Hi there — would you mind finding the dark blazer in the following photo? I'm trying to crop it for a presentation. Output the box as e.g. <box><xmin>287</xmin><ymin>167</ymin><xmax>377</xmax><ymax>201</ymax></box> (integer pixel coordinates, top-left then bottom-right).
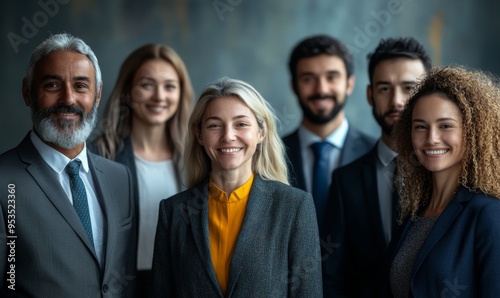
<box><xmin>282</xmin><ymin>126</ymin><xmax>376</xmax><ymax>191</ymax></box>
<box><xmin>88</xmin><ymin>136</ymin><xmax>184</xmax><ymax>210</ymax></box>
<box><xmin>150</xmin><ymin>175</ymin><xmax>323</xmax><ymax>297</ymax></box>
<box><xmin>389</xmin><ymin>186</ymin><xmax>500</xmax><ymax>297</ymax></box>
<box><xmin>323</xmin><ymin>145</ymin><xmax>398</xmax><ymax>297</ymax></box>
<box><xmin>0</xmin><ymin>133</ymin><xmax>137</xmax><ymax>298</ymax></box>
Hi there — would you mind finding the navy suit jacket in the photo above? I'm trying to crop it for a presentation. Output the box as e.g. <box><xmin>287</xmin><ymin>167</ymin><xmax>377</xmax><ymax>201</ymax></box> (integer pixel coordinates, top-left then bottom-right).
<box><xmin>389</xmin><ymin>186</ymin><xmax>500</xmax><ymax>297</ymax></box>
<box><xmin>150</xmin><ymin>175</ymin><xmax>323</xmax><ymax>297</ymax></box>
<box><xmin>282</xmin><ymin>126</ymin><xmax>376</xmax><ymax>192</ymax></box>
<box><xmin>323</xmin><ymin>145</ymin><xmax>400</xmax><ymax>297</ymax></box>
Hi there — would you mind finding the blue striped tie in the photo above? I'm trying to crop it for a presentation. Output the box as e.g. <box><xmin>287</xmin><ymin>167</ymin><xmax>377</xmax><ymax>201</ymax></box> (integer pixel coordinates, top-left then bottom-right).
<box><xmin>66</xmin><ymin>160</ymin><xmax>94</xmax><ymax>247</ymax></box>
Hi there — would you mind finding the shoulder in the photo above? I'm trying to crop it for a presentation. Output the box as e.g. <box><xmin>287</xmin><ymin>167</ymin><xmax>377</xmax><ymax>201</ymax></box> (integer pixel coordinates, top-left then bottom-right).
<box><xmin>254</xmin><ymin>177</ymin><xmax>311</xmax><ymax>205</ymax></box>
<box><xmin>282</xmin><ymin>129</ymin><xmax>300</xmax><ymax>144</ymax></box>
<box><xmin>333</xmin><ymin>147</ymin><xmax>376</xmax><ymax>176</ymax></box>
<box><xmin>345</xmin><ymin>126</ymin><xmax>377</xmax><ymax>146</ymax></box>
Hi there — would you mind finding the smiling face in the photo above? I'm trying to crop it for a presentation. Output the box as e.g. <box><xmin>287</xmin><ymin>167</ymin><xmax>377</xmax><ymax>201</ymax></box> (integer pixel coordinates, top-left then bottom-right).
<box><xmin>23</xmin><ymin>50</ymin><xmax>102</xmax><ymax>151</ymax></box>
<box><xmin>130</xmin><ymin>59</ymin><xmax>180</xmax><ymax>128</ymax></box>
<box><xmin>197</xmin><ymin>96</ymin><xmax>264</xmax><ymax>177</ymax></box>
<box><xmin>295</xmin><ymin>54</ymin><xmax>354</xmax><ymax>125</ymax></box>
<box><xmin>411</xmin><ymin>93</ymin><xmax>464</xmax><ymax>176</ymax></box>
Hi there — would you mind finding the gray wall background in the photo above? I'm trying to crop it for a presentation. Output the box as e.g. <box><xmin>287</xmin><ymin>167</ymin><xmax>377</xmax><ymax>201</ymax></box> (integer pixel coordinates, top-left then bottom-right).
<box><xmin>2</xmin><ymin>0</ymin><xmax>500</xmax><ymax>154</ymax></box>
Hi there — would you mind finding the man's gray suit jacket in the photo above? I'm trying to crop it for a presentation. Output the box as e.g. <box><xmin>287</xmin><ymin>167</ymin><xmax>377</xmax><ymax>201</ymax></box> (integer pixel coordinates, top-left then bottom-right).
<box><xmin>150</xmin><ymin>175</ymin><xmax>323</xmax><ymax>297</ymax></box>
<box><xmin>0</xmin><ymin>133</ymin><xmax>137</xmax><ymax>297</ymax></box>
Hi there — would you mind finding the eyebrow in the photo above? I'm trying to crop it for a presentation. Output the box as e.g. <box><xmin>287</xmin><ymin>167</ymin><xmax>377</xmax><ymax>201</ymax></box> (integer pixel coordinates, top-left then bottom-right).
<box><xmin>40</xmin><ymin>75</ymin><xmax>92</xmax><ymax>82</ymax></box>
<box><xmin>375</xmin><ymin>80</ymin><xmax>417</xmax><ymax>86</ymax></box>
<box><xmin>204</xmin><ymin>115</ymin><xmax>251</xmax><ymax>122</ymax></box>
<box><xmin>412</xmin><ymin>117</ymin><xmax>459</xmax><ymax>123</ymax></box>
<box><xmin>138</xmin><ymin>76</ymin><xmax>178</xmax><ymax>83</ymax></box>
<box><xmin>298</xmin><ymin>70</ymin><xmax>341</xmax><ymax>77</ymax></box>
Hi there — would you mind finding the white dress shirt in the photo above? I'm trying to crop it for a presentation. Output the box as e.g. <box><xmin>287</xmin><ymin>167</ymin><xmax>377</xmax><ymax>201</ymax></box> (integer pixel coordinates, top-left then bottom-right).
<box><xmin>298</xmin><ymin>118</ymin><xmax>349</xmax><ymax>193</ymax></box>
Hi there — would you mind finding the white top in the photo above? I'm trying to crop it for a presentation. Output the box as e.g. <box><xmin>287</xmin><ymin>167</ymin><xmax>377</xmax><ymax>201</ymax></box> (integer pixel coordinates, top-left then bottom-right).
<box><xmin>298</xmin><ymin>118</ymin><xmax>349</xmax><ymax>193</ymax></box>
<box><xmin>376</xmin><ymin>139</ymin><xmax>398</xmax><ymax>244</ymax></box>
<box><xmin>135</xmin><ymin>155</ymin><xmax>179</xmax><ymax>270</ymax></box>
<box><xmin>30</xmin><ymin>131</ymin><xmax>105</xmax><ymax>265</ymax></box>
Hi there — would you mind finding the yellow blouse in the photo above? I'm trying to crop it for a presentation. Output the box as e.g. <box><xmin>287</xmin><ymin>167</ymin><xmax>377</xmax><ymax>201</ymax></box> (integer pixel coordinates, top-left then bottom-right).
<box><xmin>208</xmin><ymin>174</ymin><xmax>254</xmax><ymax>295</ymax></box>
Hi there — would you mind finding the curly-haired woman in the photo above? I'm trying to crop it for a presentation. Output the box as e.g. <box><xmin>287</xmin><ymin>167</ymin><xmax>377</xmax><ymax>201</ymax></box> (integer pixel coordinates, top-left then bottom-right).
<box><xmin>390</xmin><ymin>66</ymin><xmax>500</xmax><ymax>297</ymax></box>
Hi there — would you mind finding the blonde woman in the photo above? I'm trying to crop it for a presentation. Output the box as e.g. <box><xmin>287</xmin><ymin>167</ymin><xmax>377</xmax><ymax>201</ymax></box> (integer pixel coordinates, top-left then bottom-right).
<box><xmin>150</xmin><ymin>77</ymin><xmax>322</xmax><ymax>297</ymax></box>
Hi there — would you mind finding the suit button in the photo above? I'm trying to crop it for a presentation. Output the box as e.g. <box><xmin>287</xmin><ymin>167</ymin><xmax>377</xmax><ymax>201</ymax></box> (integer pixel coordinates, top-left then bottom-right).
<box><xmin>103</xmin><ymin>284</ymin><xmax>109</xmax><ymax>293</ymax></box>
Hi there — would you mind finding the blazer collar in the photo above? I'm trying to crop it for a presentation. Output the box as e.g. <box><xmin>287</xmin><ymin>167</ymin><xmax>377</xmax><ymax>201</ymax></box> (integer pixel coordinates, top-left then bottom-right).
<box><xmin>410</xmin><ymin>186</ymin><xmax>472</xmax><ymax>276</ymax></box>
<box><xmin>17</xmin><ymin>133</ymin><xmax>99</xmax><ymax>261</ymax></box>
<box><xmin>187</xmin><ymin>175</ymin><xmax>271</xmax><ymax>297</ymax></box>
<box><xmin>187</xmin><ymin>179</ymin><xmax>224</xmax><ymax>296</ymax></box>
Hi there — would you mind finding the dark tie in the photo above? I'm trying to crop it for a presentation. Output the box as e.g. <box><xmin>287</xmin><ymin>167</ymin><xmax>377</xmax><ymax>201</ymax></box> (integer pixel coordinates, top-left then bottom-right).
<box><xmin>310</xmin><ymin>141</ymin><xmax>334</xmax><ymax>230</ymax></box>
<box><xmin>66</xmin><ymin>160</ymin><xmax>94</xmax><ymax>247</ymax></box>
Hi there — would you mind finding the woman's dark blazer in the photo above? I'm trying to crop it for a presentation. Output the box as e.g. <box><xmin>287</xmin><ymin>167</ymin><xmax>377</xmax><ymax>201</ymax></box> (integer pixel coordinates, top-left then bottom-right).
<box><xmin>150</xmin><ymin>175</ymin><xmax>323</xmax><ymax>297</ymax></box>
<box><xmin>389</xmin><ymin>186</ymin><xmax>500</xmax><ymax>297</ymax></box>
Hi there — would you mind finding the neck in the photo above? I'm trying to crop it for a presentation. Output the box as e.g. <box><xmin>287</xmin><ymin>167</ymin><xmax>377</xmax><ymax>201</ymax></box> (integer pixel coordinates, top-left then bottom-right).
<box><xmin>131</xmin><ymin>119</ymin><xmax>170</xmax><ymax>161</ymax></box>
<box><xmin>210</xmin><ymin>169</ymin><xmax>253</xmax><ymax>194</ymax></box>
<box><xmin>423</xmin><ymin>167</ymin><xmax>461</xmax><ymax>218</ymax></box>
<box><xmin>380</xmin><ymin>133</ymin><xmax>397</xmax><ymax>151</ymax></box>
<box><xmin>302</xmin><ymin>112</ymin><xmax>344</xmax><ymax>139</ymax></box>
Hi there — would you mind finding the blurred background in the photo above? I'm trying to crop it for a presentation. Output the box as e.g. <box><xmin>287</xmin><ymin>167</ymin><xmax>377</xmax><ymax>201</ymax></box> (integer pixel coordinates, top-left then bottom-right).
<box><xmin>1</xmin><ymin>0</ymin><xmax>499</xmax><ymax>154</ymax></box>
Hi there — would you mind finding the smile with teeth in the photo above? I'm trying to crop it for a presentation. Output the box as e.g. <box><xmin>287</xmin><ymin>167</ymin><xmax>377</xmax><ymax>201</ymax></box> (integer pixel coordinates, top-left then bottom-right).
<box><xmin>146</xmin><ymin>105</ymin><xmax>167</xmax><ymax>112</ymax></box>
<box><xmin>425</xmin><ymin>149</ymin><xmax>449</xmax><ymax>155</ymax></box>
<box><xmin>220</xmin><ymin>148</ymin><xmax>241</xmax><ymax>153</ymax></box>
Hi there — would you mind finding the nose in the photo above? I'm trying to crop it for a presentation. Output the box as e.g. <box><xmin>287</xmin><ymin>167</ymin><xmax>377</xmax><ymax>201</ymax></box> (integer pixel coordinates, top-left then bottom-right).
<box><xmin>316</xmin><ymin>77</ymin><xmax>330</xmax><ymax>95</ymax></box>
<box><xmin>153</xmin><ymin>85</ymin><xmax>166</xmax><ymax>101</ymax></box>
<box><xmin>426</xmin><ymin>126</ymin><xmax>440</xmax><ymax>145</ymax></box>
<box><xmin>391</xmin><ymin>87</ymin><xmax>406</xmax><ymax>109</ymax></box>
<box><xmin>221</xmin><ymin>126</ymin><xmax>236</xmax><ymax>143</ymax></box>
<box><xmin>59</xmin><ymin>83</ymin><xmax>77</xmax><ymax>106</ymax></box>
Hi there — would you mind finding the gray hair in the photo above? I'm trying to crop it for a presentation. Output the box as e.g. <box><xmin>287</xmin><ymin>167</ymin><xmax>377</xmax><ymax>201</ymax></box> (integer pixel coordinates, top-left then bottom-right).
<box><xmin>25</xmin><ymin>33</ymin><xmax>102</xmax><ymax>93</ymax></box>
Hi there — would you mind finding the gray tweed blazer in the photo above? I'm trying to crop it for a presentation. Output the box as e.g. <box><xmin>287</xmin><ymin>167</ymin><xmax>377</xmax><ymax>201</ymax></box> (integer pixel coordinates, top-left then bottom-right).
<box><xmin>150</xmin><ymin>175</ymin><xmax>322</xmax><ymax>297</ymax></box>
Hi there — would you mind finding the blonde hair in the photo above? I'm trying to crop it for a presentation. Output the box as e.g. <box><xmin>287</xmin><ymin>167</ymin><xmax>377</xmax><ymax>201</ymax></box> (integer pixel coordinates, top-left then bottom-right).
<box><xmin>186</xmin><ymin>77</ymin><xmax>289</xmax><ymax>187</ymax></box>
<box><xmin>92</xmin><ymin>44</ymin><xmax>193</xmax><ymax>172</ymax></box>
<box><xmin>393</xmin><ymin>66</ymin><xmax>500</xmax><ymax>222</ymax></box>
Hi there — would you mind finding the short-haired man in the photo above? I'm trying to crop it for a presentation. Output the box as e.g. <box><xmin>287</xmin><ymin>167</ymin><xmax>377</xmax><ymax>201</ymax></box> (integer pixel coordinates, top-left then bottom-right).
<box><xmin>0</xmin><ymin>33</ymin><xmax>137</xmax><ymax>297</ymax></box>
<box><xmin>283</xmin><ymin>34</ymin><xmax>376</xmax><ymax>234</ymax></box>
<box><xmin>323</xmin><ymin>37</ymin><xmax>431</xmax><ymax>297</ymax></box>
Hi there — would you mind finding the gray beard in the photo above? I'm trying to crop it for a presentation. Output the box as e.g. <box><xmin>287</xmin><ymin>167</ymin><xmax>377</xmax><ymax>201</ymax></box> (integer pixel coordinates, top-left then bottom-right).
<box><xmin>32</xmin><ymin>103</ymin><xmax>98</xmax><ymax>149</ymax></box>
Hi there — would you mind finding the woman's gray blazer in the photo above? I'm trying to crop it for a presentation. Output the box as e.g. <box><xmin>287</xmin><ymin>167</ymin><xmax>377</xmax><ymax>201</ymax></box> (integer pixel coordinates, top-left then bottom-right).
<box><xmin>150</xmin><ymin>175</ymin><xmax>323</xmax><ymax>297</ymax></box>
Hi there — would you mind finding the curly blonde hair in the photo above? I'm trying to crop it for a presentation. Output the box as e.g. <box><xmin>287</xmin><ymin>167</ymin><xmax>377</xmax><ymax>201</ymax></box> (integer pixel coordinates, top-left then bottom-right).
<box><xmin>393</xmin><ymin>65</ymin><xmax>500</xmax><ymax>222</ymax></box>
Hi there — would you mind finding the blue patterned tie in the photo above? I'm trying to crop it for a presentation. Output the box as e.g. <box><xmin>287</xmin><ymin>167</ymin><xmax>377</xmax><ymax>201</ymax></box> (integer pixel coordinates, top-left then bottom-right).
<box><xmin>66</xmin><ymin>160</ymin><xmax>94</xmax><ymax>247</ymax></box>
<box><xmin>311</xmin><ymin>141</ymin><xmax>334</xmax><ymax>231</ymax></box>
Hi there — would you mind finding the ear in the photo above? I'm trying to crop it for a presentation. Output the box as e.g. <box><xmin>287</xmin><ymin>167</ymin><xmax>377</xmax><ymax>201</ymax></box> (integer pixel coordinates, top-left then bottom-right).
<box><xmin>367</xmin><ymin>85</ymin><xmax>374</xmax><ymax>107</ymax></box>
<box><xmin>257</xmin><ymin>129</ymin><xmax>265</xmax><ymax>144</ymax></box>
<box><xmin>346</xmin><ymin>75</ymin><xmax>356</xmax><ymax>96</ymax></box>
<box><xmin>95</xmin><ymin>84</ymin><xmax>103</xmax><ymax>108</ymax></box>
<box><xmin>22</xmin><ymin>78</ymin><xmax>32</xmax><ymax>107</ymax></box>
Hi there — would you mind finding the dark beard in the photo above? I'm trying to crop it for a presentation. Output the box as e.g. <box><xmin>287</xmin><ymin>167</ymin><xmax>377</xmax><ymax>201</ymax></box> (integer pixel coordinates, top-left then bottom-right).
<box><xmin>299</xmin><ymin>94</ymin><xmax>346</xmax><ymax>125</ymax></box>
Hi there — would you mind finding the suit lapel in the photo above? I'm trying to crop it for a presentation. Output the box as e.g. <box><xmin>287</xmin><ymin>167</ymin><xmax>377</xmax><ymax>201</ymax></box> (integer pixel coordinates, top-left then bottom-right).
<box><xmin>187</xmin><ymin>181</ymin><xmax>223</xmax><ymax>295</ymax></box>
<box><xmin>284</xmin><ymin>130</ymin><xmax>306</xmax><ymax>190</ymax></box>
<box><xmin>226</xmin><ymin>176</ymin><xmax>270</xmax><ymax>296</ymax></box>
<box><xmin>361</xmin><ymin>149</ymin><xmax>388</xmax><ymax>251</ymax></box>
<box><xmin>88</xmin><ymin>153</ymin><xmax>112</xmax><ymax>269</ymax></box>
<box><xmin>411</xmin><ymin>187</ymin><xmax>469</xmax><ymax>276</ymax></box>
<box><xmin>18</xmin><ymin>134</ymin><xmax>97</xmax><ymax>259</ymax></box>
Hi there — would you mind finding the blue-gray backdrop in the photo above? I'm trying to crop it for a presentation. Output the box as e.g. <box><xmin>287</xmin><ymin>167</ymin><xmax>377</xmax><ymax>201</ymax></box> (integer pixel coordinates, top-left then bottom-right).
<box><xmin>1</xmin><ymin>0</ymin><xmax>499</xmax><ymax>154</ymax></box>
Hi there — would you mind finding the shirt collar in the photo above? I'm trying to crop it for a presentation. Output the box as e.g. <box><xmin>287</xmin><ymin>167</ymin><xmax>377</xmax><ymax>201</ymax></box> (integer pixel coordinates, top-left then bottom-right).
<box><xmin>377</xmin><ymin>139</ymin><xmax>398</xmax><ymax>167</ymax></box>
<box><xmin>209</xmin><ymin>173</ymin><xmax>255</xmax><ymax>203</ymax></box>
<box><xmin>30</xmin><ymin>130</ymin><xmax>90</xmax><ymax>174</ymax></box>
<box><xmin>298</xmin><ymin>118</ymin><xmax>349</xmax><ymax>149</ymax></box>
